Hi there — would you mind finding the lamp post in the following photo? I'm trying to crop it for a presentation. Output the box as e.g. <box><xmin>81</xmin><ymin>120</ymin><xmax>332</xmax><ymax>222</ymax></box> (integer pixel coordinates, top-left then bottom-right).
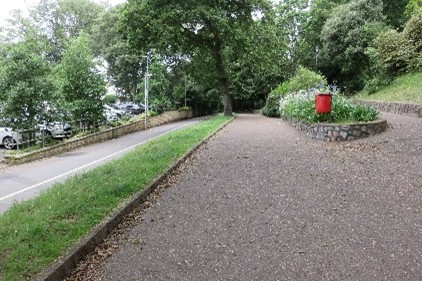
<box><xmin>315</xmin><ymin>46</ymin><xmax>320</xmax><ymax>68</ymax></box>
<box><xmin>144</xmin><ymin>50</ymin><xmax>153</xmax><ymax>130</ymax></box>
<box><xmin>184</xmin><ymin>74</ymin><xmax>187</xmax><ymax>107</ymax></box>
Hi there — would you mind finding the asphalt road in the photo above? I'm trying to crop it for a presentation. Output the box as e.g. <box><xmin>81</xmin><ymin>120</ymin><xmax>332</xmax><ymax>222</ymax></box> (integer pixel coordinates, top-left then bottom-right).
<box><xmin>0</xmin><ymin>118</ymin><xmax>203</xmax><ymax>214</ymax></box>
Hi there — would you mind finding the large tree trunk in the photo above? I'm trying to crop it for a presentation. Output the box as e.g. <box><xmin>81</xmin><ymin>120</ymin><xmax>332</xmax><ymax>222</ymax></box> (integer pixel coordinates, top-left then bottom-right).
<box><xmin>221</xmin><ymin>77</ymin><xmax>232</xmax><ymax>116</ymax></box>
<box><xmin>213</xmin><ymin>41</ymin><xmax>233</xmax><ymax>116</ymax></box>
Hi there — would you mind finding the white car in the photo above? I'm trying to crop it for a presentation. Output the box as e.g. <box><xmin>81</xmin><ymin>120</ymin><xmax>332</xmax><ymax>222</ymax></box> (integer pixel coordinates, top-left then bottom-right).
<box><xmin>104</xmin><ymin>111</ymin><xmax>118</xmax><ymax>123</ymax></box>
<box><xmin>36</xmin><ymin>122</ymin><xmax>73</xmax><ymax>140</ymax></box>
<box><xmin>104</xmin><ymin>104</ymin><xmax>125</xmax><ymax>118</ymax></box>
<box><xmin>0</xmin><ymin>127</ymin><xmax>23</xmax><ymax>149</ymax></box>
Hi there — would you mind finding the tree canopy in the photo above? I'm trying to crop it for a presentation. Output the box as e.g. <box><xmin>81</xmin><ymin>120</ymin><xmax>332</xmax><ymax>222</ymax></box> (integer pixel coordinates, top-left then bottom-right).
<box><xmin>121</xmin><ymin>0</ymin><xmax>273</xmax><ymax>115</ymax></box>
<box><xmin>0</xmin><ymin>0</ymin><xmax>420</xmax><ymax>125</ymax></box>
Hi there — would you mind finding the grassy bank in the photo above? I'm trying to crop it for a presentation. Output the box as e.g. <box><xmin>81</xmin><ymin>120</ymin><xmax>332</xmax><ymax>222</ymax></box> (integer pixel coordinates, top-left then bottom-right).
<box><xmin>0</xmin><ymin>115</ymin><xmax>233</xmax><ymax>281</ymax></box>
<box><xmin>354</xmin><ymin>72</ymin><xmax>422</xmax><ymax>104</ymax></box>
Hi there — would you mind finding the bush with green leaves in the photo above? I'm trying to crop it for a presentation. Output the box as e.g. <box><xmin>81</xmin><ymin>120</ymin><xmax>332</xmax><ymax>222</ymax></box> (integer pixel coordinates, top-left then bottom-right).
<box><xmin>280</xmin><ymin>91</ymin><xmax>378</xmax><ymax>124</ymax></box>
<box><xmin>404</xmin><ymin>8</ymin><xmax>422</xmax><ymax>70</ymax></box>
<box><xmin>262</xmin><ymin>93</ymin><xmax>282</xmax><ymax>117</ymax></box>
<box><xmin>287</xmin><ymin>66</ymin><xmax>327</xmax><ymax>92</ymax></box>
<box><xmin>103</xmin><ymin>94</ymin><xmax>118</xmax><ymax>105</ymax></box>
<box><xmin>178</xmin><ymin>106</ymin><xmax>192</xmax><ymax>111</ymax></box>
<box><xmin>262</xmin><ymin>67</ymin><xmax>326</xmax><ymax>118</ymax></box>
<box><xmin>374</xmin><ymin>29</ymin><xmax>416</xmax><ymax>76</ymax></box>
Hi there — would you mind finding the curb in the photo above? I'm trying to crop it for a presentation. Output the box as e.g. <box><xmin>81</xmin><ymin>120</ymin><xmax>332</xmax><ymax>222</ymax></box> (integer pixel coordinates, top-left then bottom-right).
<box><xmin>33</xmin><ymin>116</ymin><xmax>235</xmax><ymax>281</ymax></box>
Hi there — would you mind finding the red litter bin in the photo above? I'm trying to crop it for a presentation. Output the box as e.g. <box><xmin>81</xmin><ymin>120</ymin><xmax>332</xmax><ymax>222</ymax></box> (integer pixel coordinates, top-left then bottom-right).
<box><xmin>315</xmin><ymin>93</ymin><xmax>332</xmax><ymax>113</ymax></box>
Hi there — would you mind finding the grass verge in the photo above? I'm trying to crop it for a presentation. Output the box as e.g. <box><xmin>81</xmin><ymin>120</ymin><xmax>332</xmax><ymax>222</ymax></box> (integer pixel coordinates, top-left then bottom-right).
<box><xmin>0</xmin><ymin>115</ymin><xmax>233</xmax><ymax>281</ymax></box>
<box><xmin>354</xmin><ymin>72</ymin><xmax>422</xmax><ymax>104</ymax></box>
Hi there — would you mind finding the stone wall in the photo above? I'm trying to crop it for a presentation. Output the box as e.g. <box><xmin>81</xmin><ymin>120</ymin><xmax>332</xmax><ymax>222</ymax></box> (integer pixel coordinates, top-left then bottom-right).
<box><xmin>288</xmin><ymin>118</ymin><xmax>388</xmax><ymax>142</ymax></box>
<box><xmin>5</xmin><ymin>110</ymin><xmax>193</xmax><ymax>165</ymax></box>
<box><xmin>353</xmin><ymin>100</ymin><xmax>422</xmax><ymax>118</ymax></box>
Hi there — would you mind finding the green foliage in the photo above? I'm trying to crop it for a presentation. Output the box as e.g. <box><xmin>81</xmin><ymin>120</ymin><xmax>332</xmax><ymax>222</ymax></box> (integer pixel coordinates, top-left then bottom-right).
<box><xmin>263</xmin><ymin>67</ymin><xmax>326</xmax><ymax>118</ymax></box>
<box><xmin>121</xmin><ymin>0</ymin><xmax>272</xmax><ymax>116</ymax></box>
<box><xmin>296</xmin><ymin>0</ymin><xmax>348</xmax><ymax>70</ymax></box>
<box><xmin>356</xmin><ymin>71</ymin><xmax>422</xmax><ymax>104</ymax></box>
<box><xmin>404</xmin><ymin>8</ymin><xmax>422</xmax><ymax>54</ymax></box>
<box><xmin>29</xmin><ymin>0</ymin><xmax>105</xmax><ymax>61</ymax></box>
<box><xmin>55</xmin><ymin>32</ymin><xmax>106</xmax><ymax>125</ymax></box>
<box><xmin>91</xmin><ymin>5</ymin><xmax>144</xmax><ymax>100</ymax></box>
<box><xmin>287</xmin><ymin>66</ymin><xmax>327</xmax><ymax>92</ymax></box>
<box><xmin>366</xmin><ymin>8</ymin><xmax>422</xmax><ymax>92</ymax></box>
<box><xmin>178</xmin><ymin>106</ymin><xmax>192</xmax><ymax>111</ymax></box>
<box><xmin>270</xmin><ymin>82</ymin><xmax>290</xmax><ymax>97</ymax></box>
<box><xmin>102</xmin><ymin>94</ymin><xmax>118</xmax><ymax>105</ymax></box>
<box><xmin>0</xmin><ymin>115</ymin><xmax>232</xmax><ymax>280</ymax></box>
<box><xmin>0</xmin><ymin>39</ymin><xmax>53</xmax><ymax>128</ymax></box>
<box><xmin>374</xmin><ymin>29</ymin><xmax>416</xmax><ymax>75</ymax></box>
<box><xmin>321</xmin><ymin>0</ymin><xmax>386</xmax><ymax>92</ymax></box>
<box><xmin>281</xmin><ymin>93</ymin><xmax>378</xmax><ymax>123</ymax></box>
<box><xmin>261</xmin><ymin>94</ymin><xmax>281</xmax><ymax>117</ymax></box>
<box><xmin>405</xmin><ymin>0</ymin><xmax>422</xmax><ymax>17</ymax></box>
<box><xmin>382</xmin><ymin>0</ymin><xmax>410</xmax><ymax>29</ymax></box>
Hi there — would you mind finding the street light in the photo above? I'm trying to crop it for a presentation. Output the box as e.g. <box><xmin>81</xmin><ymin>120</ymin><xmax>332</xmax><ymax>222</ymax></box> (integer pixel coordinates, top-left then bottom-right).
<box><xmin>143</xmin><ymin>50</ymin><xmax>153</xmax><ymax>130</ymax></box>
<box><xmin>315</xmin><ymin>46</ymin><xmax>320</xmax><ymax>68</ymax></box>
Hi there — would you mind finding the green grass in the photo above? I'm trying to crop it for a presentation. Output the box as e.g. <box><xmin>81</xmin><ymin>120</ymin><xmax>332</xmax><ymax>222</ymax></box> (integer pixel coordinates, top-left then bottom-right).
<box><xmin>354</xmin><ymin>72</ymin><xmax>422</xmax><ymax>104</ymax></box>
<box><xmin>0</xmin><ymin>115</ymin><xmax>233</xmax><ymax>281</ymax></box>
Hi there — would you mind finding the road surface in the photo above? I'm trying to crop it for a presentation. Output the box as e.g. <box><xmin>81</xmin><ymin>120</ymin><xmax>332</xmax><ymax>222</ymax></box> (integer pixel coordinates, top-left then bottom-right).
<box><xmin>0</xmin><ymin>118</ymin><xmax>203</xmax><ymax>214</ymax></box>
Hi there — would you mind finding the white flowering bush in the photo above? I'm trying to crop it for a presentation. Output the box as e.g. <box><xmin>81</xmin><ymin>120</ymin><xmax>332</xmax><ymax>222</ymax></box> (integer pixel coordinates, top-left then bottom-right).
<box><xmin>280</xmin><ymin>86</ymin><xmax>379</xmax><ymax>123</ymax></box>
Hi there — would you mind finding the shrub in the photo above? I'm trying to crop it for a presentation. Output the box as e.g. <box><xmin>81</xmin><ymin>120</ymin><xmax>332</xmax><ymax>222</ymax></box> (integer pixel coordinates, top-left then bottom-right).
<box><xmin>404</xmin><ymin>8</ymin><xmax>422</xmax><ymax>70</ymax></box>
<box><xmin>404</xmin><ymin>8</ymin><xmax>422</xmax><ymax>52</ymax></box>
<box><xmin>262</xmin><ymin>67</ymin><xmax>326</xmax><ymax>118</ymax></box>
<box><xmin>270</xmin><ymin>81</ymin><xmax>290</xmax><ymax>97</ymax></box>
<box><xmin>288</xmin><ymin>66</ymin><xmax>327</xmax><ymax>92</ymax></box>
<box><xmin>102</xmin><ymin>94</ymin><xmax>118</xmax><ymax>105</ymax></box>
<box><xmin>280</xmin><ymin>91</ymin><xmax>378</xmax><ymax>124</ymax></box>
<box><xmin>261</xmin><ymin>94</ymin><xmax>282</xmax><ymax>117</ymax></box>
<box><xmin>178</xmin><ymin>106</ymin><xmax>192</xmax><ymax>111</ymax></box>
<box><xmin>374</xmin><ymin>29</ymin><xmax>416</xmax><ymax>76</ymax></box>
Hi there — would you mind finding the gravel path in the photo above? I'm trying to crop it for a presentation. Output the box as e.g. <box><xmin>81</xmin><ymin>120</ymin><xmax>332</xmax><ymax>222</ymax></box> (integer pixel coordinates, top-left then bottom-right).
<box><xmin>72</xmin><ymin>113</ymin><xmax>421</xmax><ymax>280</ymax></box>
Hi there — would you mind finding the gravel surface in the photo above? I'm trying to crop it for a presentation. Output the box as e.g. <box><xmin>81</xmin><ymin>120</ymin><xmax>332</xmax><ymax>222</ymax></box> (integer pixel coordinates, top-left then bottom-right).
<box><xmin>69</xmin><ymin>113</ymin><xmax>421</xmax><ymax>281</ymax></box>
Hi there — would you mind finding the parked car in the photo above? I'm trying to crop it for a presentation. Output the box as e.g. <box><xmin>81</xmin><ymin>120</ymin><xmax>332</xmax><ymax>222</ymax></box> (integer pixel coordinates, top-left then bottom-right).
<box><xmin>103</xmin><ymin>111</ymin><xmax>118</xmax><ymax>123</ymax></box>
<box><xmin>104</xmin><ymin>104</ymin><xmax>125</xmax><ymax>118</ymax></box>
<box><xmin>0</xmin><ymin>127</ymin><xmax>23</xmax><ymax>149</ymax></box>
<box><xmin>116</xmin><ymin>102</ymin><xmax>145</xmax><ymax>115</ymax></box>
<box><xmin>36</xmin><ymin>122</ymin><xmax>72</xmax><ymax>140</ymax></box>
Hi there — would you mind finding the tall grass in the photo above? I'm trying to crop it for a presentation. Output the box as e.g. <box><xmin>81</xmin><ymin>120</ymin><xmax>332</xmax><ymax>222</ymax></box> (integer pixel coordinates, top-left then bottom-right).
<box><xmin>356</xmin><ymin>72</ymin><xmax>422</xmax><ymax>104</ymax></box>
<box><xmin>0</xmin><ymin>115</ymin><xmax>232</xmax><ymax>281</ymax></box>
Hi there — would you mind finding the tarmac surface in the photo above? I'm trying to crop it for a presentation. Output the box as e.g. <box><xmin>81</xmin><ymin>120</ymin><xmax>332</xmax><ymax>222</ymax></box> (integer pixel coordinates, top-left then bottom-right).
<box><xmin>70</xmin><ymin>113</ymin><xmax>421</xmax><ymax>280</ymax></box>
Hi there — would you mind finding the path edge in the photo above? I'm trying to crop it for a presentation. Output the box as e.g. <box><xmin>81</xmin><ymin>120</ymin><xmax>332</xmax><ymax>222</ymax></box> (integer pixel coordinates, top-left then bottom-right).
<box><xmin>33</xmin><ymin>116</ymin><xmax>235</xmax><ymax>281</ymax></box>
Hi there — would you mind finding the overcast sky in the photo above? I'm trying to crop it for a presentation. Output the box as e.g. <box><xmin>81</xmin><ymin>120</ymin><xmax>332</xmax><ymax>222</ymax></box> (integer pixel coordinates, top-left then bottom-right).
<box><xmin>0</xmin><ymin>0</ymin><xmax>127</xmax><ymax>21</ymax></box>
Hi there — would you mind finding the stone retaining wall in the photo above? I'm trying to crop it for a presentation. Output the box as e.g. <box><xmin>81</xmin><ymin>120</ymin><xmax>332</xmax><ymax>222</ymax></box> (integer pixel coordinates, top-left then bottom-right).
<box><xmin>353</xmin><ymin>100</ymin><xmax>422</xmax><ymax>118</ymax></box>
<box><xmin>288</xmin><ymin>118</ymin><xmax>388</xmax><ymax>142</ymax></box>
<box><xmin>5</xmin><ymin>110</ymin><xmax>193</xmax><ymax>165</ymax></box>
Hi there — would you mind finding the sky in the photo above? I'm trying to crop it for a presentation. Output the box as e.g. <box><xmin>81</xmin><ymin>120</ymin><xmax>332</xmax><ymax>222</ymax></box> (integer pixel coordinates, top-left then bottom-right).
<box><xmin>0</xmin><ymin>0</ymin><xmax>127</xmax><ymax>21</ymax></box>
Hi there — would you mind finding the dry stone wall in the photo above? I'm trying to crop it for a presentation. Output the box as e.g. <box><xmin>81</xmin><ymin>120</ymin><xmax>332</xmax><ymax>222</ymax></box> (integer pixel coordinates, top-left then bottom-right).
<box><xmin>353</xmin><ymin>100</ymin><xmax>422</xmax><ymax>118</ymax></box>
<box><xmin>288</xmin><ymin>118</ymin><xmax>388</xmax><ymax>142</ymax></box>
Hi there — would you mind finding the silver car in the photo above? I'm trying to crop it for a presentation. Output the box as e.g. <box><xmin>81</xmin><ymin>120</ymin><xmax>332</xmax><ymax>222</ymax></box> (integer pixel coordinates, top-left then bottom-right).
<box><xmin>0</xmin><ymin>127</ymin><xmax>23</xmax><ymax>149</ymax></box>
<box><xmin>36</xmin><ymin>122</ymin><xmax>73</xmax><ymax>140</ymax></box>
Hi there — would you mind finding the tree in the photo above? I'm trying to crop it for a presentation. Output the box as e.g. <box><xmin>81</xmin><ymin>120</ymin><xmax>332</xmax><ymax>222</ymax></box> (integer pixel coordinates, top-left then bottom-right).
<box><xmin>55</xmin><ymin>32</ymin><xmax>106</xmax><ymax>126</ymax></box>
<box><xmin>321</xmin><ymin>0</ymin><xmax>386</xmax><ymax>92</ymax></box>
<box><xmin>382</xmin><ymin>0</ymin><xmax>410</xmax><ymax>29</ymax></box>
<box><xmin>296</xmin><ymin>0</ymin><xmax>348</xmax><ymax>71</ymax></box>
<box><xmin>29</xmin><ymin>0</ymin><xmax>105</xmax><ymax>62</ymax></box>
<box><xmin>91</xmin><ymin>5</ymin><xmax>144</xmax><ymax>101</ymax></box>
<box><xmin>374</xmin><ymin>29</ymin><xmax>416</xmax><ymax>76</ymax></box>
<box><xmin>121</xmin><ymin>0</ymin><xmax>272</xmax><ymax>116</ymax></box>
<box><xmin>0</xmin><ymin>36</ymin><xmax>53</xmax><ymax>128</ymax></box>
<box><xmin>405</xmin><ymin>0</ymin><xmax>422</xmax><ymax>18</ymax></box>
